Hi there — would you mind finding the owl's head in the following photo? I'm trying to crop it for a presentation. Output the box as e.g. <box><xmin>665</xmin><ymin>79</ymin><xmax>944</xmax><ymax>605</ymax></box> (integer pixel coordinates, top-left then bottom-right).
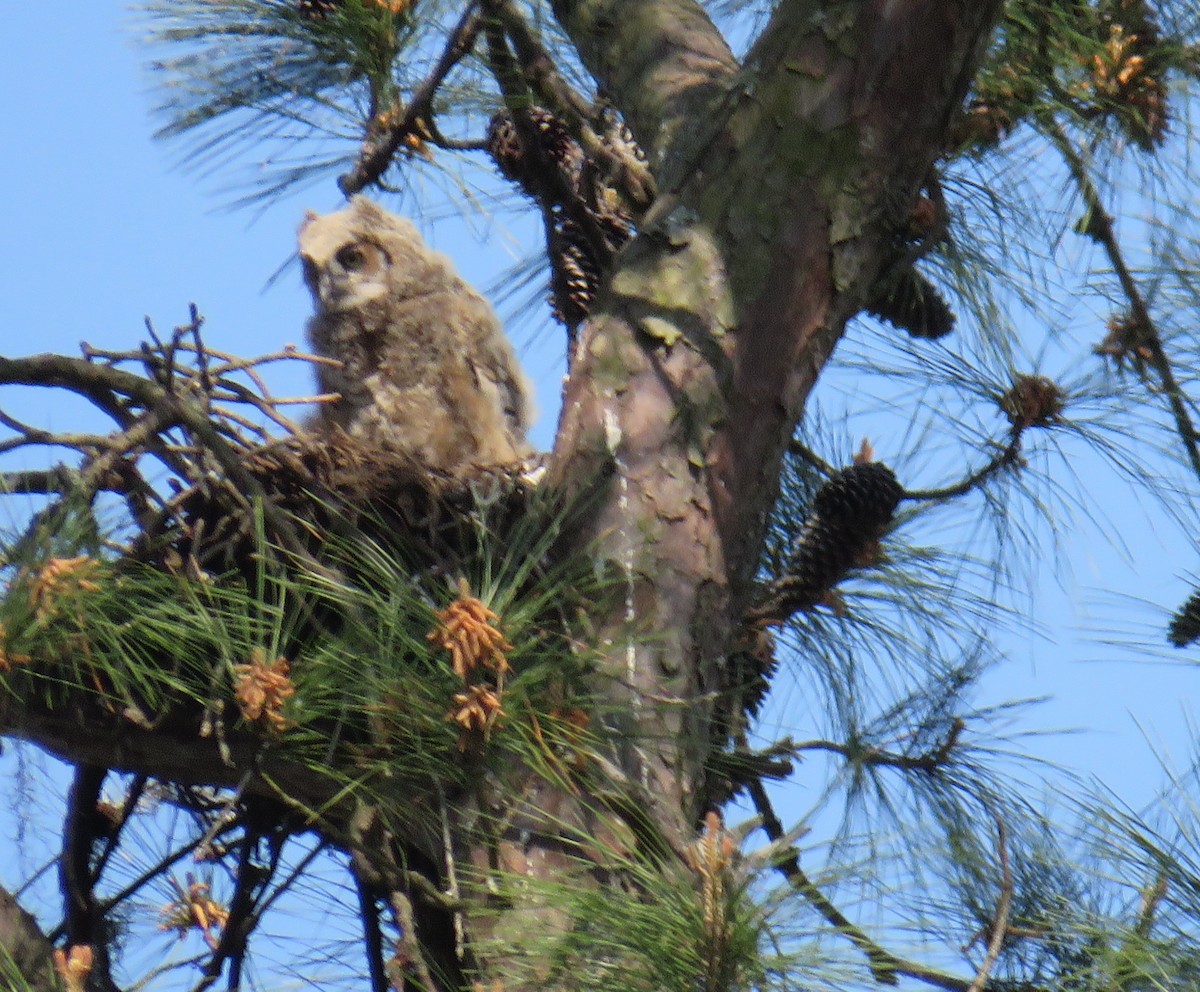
<box><xmin>298</xmin><ymin>197</ymin><xmax>445</xmax><ymax>313</ymax></box>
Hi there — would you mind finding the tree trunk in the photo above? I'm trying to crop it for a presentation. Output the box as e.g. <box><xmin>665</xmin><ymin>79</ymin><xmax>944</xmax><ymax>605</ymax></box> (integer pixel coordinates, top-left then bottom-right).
<box><xmin>446</xmin><ymin>2</ymin><xmax>1008</xmax><ymax>987</ymax></box>
<box><xmin>547</xmin><ymin>0</ymin><xmax>1005</xmax><ymax>822</ymax></box>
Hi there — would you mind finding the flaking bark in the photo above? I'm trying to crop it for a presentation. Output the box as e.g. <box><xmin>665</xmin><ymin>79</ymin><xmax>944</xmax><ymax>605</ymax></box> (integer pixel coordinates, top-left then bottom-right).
<box><xmin>549</xmin><ymin>0</ymin><xmax>1005</xmax><ymax>824</ymax></box>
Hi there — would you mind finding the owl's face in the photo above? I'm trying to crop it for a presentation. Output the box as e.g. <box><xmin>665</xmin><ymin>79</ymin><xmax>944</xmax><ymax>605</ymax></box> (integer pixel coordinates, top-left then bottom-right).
<box><xmin>299</xmin><ymin>220</ymin><xmax>391</xmax><ymax>314</ymax></box>
<box><xmin>299</xmin><ymin>198</ymin><xmax>453</xmax><ymax>316</ymax></box>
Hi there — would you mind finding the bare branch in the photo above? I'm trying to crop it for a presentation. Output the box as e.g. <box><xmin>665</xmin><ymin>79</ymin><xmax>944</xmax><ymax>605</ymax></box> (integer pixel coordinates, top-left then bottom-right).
<box><xmin>0</xmin><ymin>353</ymin><xmax>158</xmax><ymax>419</ymax></box>
<box><xmin>1045</xmin><ymin>119</ymin><xmax>1200</xmax><ymax>479</ymax></box>
<box><xmin>741</xmin><ymin>733</ymin><xmax>1024</xmax><ymax>992</ymax></box>
<box><xmin>549</xmin><ymin>0</ymin><xmax>738</xmax><ymax>172</ymax></box>
<box><xmin>339</xmin><ymin>4</ymin><xmax>485</xmax><ymax>196</ymax></box>
<box><xmin>792</xmin><ymin>719</ymin><xmax>966</xmax><ymax>774</ymax></box>
<box><xmin>966</xmin><ymin>815</ymin><xmax>1013</xmax><ymax>992</ymax></box>
<box><xmin>903</xmin><ymin>433</ymin><xmax>1024</xmax><ymax>502</ymax></box>
<box><xmin>786</xmin><ymin>440</ymin><xmax>837</xmax><ymax>480</ymax></box>
<box><xmin>0</xmin><ymin>467</ymin><xmax>90</xmax><ymax>496</ymax></box>
<box><xmin>192</xmin><ymin>811</ymin><xmax>274</xmax><ymax>992</ymax></box>
<box><xmin>742</xmin><ymin>768</ymin><xmax>901</xmax><ymax>986</ymax></box>
<box><xmin>356</xmin><ymin>873</ymin><xmax>389</xmax><ymax>992</ymax></box>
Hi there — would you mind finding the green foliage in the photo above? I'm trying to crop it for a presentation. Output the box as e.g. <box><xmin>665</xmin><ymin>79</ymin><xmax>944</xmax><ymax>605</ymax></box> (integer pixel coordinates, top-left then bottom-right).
<box><xmin>138</xmin><ymin>0</ymin><xmax>432</xmax><ymax>198</ymax></box>
<box><xmin>0</xmin><ymin>485</ymin><xmax>606</xmax><ymax>816</ymax></box>
<box><xmin>10</xmin><ymin>2</ymin><xmax>1200</xmax><ymax>990</ymax></box>
<box><xmin>957</xmin><ymin>0</ymin><xmax>1197</xmax><ymax>153</ymax></box>
<box><xmin>472</xmin><ymin>839</ymin><xmax>784</xmax><ymax>992</ymax></box>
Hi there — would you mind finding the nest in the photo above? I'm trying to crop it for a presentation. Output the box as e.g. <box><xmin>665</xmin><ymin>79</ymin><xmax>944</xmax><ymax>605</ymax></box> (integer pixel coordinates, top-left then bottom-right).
<box><xmin>0</xmin><ymin>314</ymin><xmax>533</xmax><ymax>589</ymax></box>
<box><xmin>136</xmin><ymin>428</ymin><xmax>533</xmax><ymax>582</ymax></box>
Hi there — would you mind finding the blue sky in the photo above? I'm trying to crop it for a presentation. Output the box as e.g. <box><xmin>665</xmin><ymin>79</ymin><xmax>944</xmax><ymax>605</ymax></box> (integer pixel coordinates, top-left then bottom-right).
<box><xmin>4</xmin><ymin>3</ymin><xmax>1200</xmax><ymax>979</ymax></box>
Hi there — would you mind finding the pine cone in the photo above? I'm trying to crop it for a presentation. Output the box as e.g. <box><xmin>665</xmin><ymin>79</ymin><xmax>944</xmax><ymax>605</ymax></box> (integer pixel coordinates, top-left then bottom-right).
<box><xmin>749</xmin><ymin>463</ymin><xmax>903</xmax><ymax>621</ymax></box>
<box><xmin>1169</xmin><ymin>589</ymin><xmax>1200</xmax><ymax>647</ymax></box>
<box><xmin>549</xmin><ymin>214</ymin><xmax>600</xmax><ymax>331</ymax></box>
<box><xmin>486</xmin><ymin>106</ymin><xmax>586</xmax><ymax>204</ymax></box>
<box><xmin>597</xmin><ymin>109</ymin><xmax>648</xmax><ymax>166</ymax></box>
<box><xmin>866</xmin><ymin>266</ymin><xmax>956</xmax><ymax>340</ymax></box>
<box><xmin>811</xmin><ymin>462</ymin><xmax>905</xmax><ymax>528</ymax></box>
<box><xmin>487</xmin><ymin>106</ymin><xmax>638</xmax><ymax>331</ymax></box>
<box><xmin>485</xmin><ymin>110</ymin><xmax>525</xmax><ymax>183</ymax></box>
<box><xmin>731</xmin><ymin>625</ymin><xmax>777</xmax><ymax>719</ymax></box>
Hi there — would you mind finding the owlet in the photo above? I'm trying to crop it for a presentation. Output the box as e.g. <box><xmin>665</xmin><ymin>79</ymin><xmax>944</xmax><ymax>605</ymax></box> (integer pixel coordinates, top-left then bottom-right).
<box><xmin>299</xmin><ymin>197</ymin><xmax>533</xmax><ymax>474</ymax></box>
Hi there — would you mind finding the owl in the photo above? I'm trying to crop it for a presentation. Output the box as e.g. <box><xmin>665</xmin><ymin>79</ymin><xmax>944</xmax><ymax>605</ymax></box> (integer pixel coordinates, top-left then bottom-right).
<box><xmin>298</xmin><ymin>197</ymin><xmax>533</xmax><ymax>474</ymax></box>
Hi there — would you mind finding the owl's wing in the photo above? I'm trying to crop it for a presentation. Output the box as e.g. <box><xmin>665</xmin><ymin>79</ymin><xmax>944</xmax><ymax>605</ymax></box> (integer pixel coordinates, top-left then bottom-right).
<box><xmin>451</xmin><ymin>286</ymin><xmax>532</xmax><ymax>440</ymax></box>
<box><xmin>468</xmin><ymin>346</ymin><xmax>531</xmax><ymax>440</ymax></box>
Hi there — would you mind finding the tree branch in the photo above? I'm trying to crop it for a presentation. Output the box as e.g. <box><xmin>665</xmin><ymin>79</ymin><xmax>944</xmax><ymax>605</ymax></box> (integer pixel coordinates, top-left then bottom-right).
<box><xmin>744</xmin><ymin>771</ymin><xmax>901</xmax><ymax>984</ymax></box>
<box><xmin>903</xmin><ymin>433</ymin><xmax>1024</xmax><ymax>501</ymax></box>
<box><xmin>744</xmin><ymin>769</ymin><xmax>1019</xmax><ymax>992</ymax></box>
<box><xmin>488</xmin><ymin>0</ymin><xmax>654</xmax><ymax>210</ymax></box>
<box><xmin>1044</xmin><ymin>118</ymin><xmax>1200</xmax><ymax>479</ymax></box>
<box><xmin>966</xmin><ymin>815</ymin><xmax>1013</xmax><ymax>992</ymax></box>
<box><xmin>792</xmin><ymin>719</ymin><xmax>966</xmax><ymax>774</ymax></box>
<box><xmin>549</xmin><ymin>0</ymin><xmax>738</xmax><ymax>171</ymax></box>
<box><xmin>338</xmin><ymin>3</ymin><xmax>484</xmax><ymax>196</ymax></box>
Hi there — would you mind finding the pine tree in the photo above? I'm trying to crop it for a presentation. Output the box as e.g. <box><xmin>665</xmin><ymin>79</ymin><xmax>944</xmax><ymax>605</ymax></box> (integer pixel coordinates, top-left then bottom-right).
<box><xmin>4</xmin><ymin>2</ymin><xmax>1200</xmax><ymax>991</ymax></box>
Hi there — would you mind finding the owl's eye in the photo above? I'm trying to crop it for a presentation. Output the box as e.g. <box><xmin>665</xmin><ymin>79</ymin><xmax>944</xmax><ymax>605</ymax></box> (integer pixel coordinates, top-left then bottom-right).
<box><xmin>336</xmin><ymin>244</ymin><xmax>365</xmax><ymax>270</ymax></box>
<box><xmin>336</xmin><ymin>243</ymin><xmax>369</xmax><ymax>271</ymax></box>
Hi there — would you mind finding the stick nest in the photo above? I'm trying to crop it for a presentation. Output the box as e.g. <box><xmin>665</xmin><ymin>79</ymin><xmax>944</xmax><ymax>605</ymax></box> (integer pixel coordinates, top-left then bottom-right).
<box><xmin>0</xmin><ymin>309</ymin><xmax>534</xmax><ymax>582</ymax></box>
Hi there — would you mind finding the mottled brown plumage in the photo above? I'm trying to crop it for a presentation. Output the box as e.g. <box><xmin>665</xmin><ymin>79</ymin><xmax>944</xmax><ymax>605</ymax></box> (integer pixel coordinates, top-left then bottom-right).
<box><xmin>299</xmin><ymin>197</ymin><xmax>532</xmax><ymax>474</ymax></box>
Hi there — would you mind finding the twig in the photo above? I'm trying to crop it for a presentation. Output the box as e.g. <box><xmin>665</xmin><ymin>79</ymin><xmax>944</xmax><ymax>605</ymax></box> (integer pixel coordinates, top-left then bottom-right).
<box><xmin>786</xmin><ymin>439</ymin><xmax>836</xmax><ymax>478</ymax></box>
<box><xmin>1134</xmin><ymin>869</ymin><xmax>1168</xmax><ymax>939</ymax></box>
<box><xmin>356</xmin><ymin>874</ymin><xmax>388</xmax><ymax>992</ymax></box>
<box><xmin>60</xmin><ymin>765</ymin><xmax>107</xmax><ymax>948</ymax></box>
<box><xmin>903</xmin><ymin>433</ymin><xmax>1023</xmax><ymax>501</ymax></box>
<box><xmin>48</xmin><ymin>818</ymin><xmax>242</xmax><ymax>941</ymax></box>
<box><xmin>792</xmin><ymin>719</ymin><xmax>965</xmax><ymax>773</ymax></box>
<box><xmin>742</xmin><ymin>769</ymin><xmax>901</xmax><ymax>985</ymax></box>
<box><xmin>1044</xmin><ymin>118</ymin><xmax>1200</xmax><ymax>479</ymax></box>
<box><xmin>386</xmin><ymin>891</ymin><xmax>438</xmax><ymax>992</ymax></box>
<box><xmin>436</xmin><ymin>783</ymin><xmax>464</xmax><ymax>962</ymax></box>
<box><xmin>206</xmin><ymin>379</ymin><xmax>306</xmax><ymax>436</ymax></box>
<box><xmin>0</xmin><ymin>468</ymin><xmax>89</xmax><ymax>496</ymax></box>
<box><xmin>188</xmin><ymin>305</ymin><xmax>212</xmax><ymax>395</ymax></box>
<box><xmin>191</xmin><ymin>809</ymin><xmax>274</xmax><ymax>992</ymax></box>
<box><xmin>0</xmin><ymin>408</ymin><xmax>111</xmax><ymax>456</ymax></box>
<box><xmin>740</xmin><ymin>739</ymin><xmax>1017</xmax><ymax>992</ymax></box>
<box><xmin>966</xmin><ymin>814</ymin><xmax>1013</xmax><ymax>992</ymax></box>
<box><xmin>0</xmin><ymin>354</ymin><xmax>154</xmax><ymax>423</ymax></box>
<box><xmin>338</xmin><ymin>4</ymin><xmax>484</xmax><ymax>196</ymax></box>
<box><xmin>90</xmin><ymin>775</ymin><xmax>148</xmax><ymax>884</ymax></box>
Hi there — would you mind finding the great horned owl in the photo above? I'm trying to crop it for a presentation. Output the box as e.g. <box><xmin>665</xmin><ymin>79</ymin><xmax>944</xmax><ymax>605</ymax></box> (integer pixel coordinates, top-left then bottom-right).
<box><xmin>298</xmin><ymin>197</ymin><xmax>533</xmax><ymax>474</ymax></box>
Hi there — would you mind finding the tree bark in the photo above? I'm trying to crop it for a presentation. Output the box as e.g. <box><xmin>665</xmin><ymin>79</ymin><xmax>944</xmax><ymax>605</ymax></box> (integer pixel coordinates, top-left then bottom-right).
<box><xmin>0</xmin><ymin>886</ymin><xmax>58</xmax><ymax>992</ymax></box>
<box><xmin>549</xmin><ymin>0</ymin><xmax>1005</xmax><ymax>820</ymax></box>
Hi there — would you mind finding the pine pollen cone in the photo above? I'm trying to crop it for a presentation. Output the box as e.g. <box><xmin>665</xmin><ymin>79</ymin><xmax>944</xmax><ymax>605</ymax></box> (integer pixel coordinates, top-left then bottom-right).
<box><xmin>428</xmin><ymin>590</ymin><xmax>513</xmax><ymax>681</ymax></box>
